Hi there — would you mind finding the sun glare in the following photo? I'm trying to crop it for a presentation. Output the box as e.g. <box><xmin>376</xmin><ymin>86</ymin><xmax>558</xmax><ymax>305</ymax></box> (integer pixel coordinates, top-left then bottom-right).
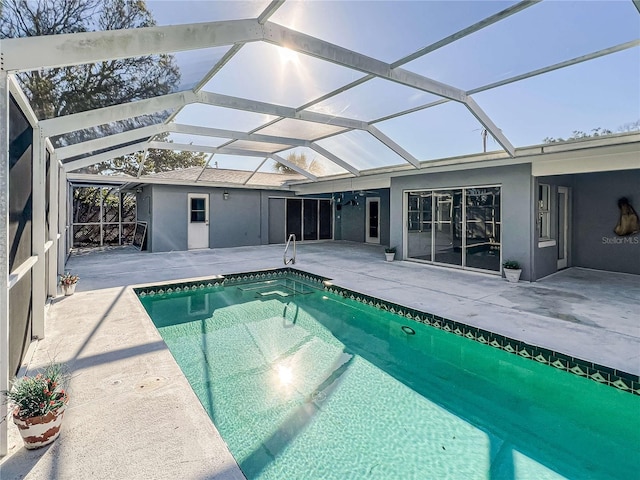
<box><xmin>277</xmin><ymin>365</ymin><xmax>293</xmax><ymax>385</ymax></box>
<box><xmin>278</xmin><ymin>47</ymin><xmax>300</xmax><ymax>65</ymax></box>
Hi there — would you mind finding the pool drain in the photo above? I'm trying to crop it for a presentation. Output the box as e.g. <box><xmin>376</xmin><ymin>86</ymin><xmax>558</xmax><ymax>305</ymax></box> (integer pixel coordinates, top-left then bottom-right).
<box><xmin>401</xmin><ymin>325</ymin><xmax>416</xmax><ymax>335</ymax></box>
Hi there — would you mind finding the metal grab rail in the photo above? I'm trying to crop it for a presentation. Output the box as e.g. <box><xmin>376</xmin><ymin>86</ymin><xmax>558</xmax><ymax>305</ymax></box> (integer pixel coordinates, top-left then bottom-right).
<box><xmin>284</xmin><ymin>234</ymin><xmax>296</xmax><ymax>265</ymax></box>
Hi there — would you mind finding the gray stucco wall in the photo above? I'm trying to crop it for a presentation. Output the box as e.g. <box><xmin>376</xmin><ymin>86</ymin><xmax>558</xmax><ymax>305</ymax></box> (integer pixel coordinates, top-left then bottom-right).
<box><xmin>334</xmin><ymin>189</ymin><xmax>390</xmax><ymax>244</ymax></box>
<box><xmin>211</xmin><ymin>188</ymin><xmax>262</xmax><ymax>248</ymax></box>
<box><xmin>390</xmin><ymin>164</ymin><xmax>534</xmax><ymax>280</ymax></box>
<box><xmin>147</xmin><ymin>185</ymin><xmax>292</xmax><ymax>252</ymax></box>
<box><xmin>571</xmin><ymin>169</ymin><xmax>640</xmax><ymax>275</ymax></box>
<box><xmin>336</xmin><ymin>196</ymin><xmax>365</xmax><ymax>242</ymax></box>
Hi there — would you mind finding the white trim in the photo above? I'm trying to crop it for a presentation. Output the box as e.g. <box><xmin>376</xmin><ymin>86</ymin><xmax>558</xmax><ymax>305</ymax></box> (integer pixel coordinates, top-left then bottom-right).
<box><xmin>44</xmin><ymin>240</ymin><xmax>54</xmax><ymax>252</ymax></box>
<box><xmin>538</xmin><ymin>240</ymin><xmax>557</xmax><ymax>248</ymax></box>
<box><xmin>187</xmin><ymin>193</ymin><xmax>210</xmax><ymax>250</ymax></box>
<box><xmin>365</xmin><ymin>197</ymin><xmax>381</xmax><ymax>244</ymax></box>
<box><xmin>532</xmin><ymin>142</ymin><xmax>640</xmax><ymax>176</ymax></box>
<box><xmin>557</xmin><ymin>186</ymin><xmax>569</xmax><ymax>269</ymax></box>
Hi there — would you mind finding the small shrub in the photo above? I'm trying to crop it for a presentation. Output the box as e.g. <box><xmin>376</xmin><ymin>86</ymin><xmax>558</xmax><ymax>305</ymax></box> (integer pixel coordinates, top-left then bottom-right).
<box><xmin>3</xmin><ymin>363</ymin><xmax>69</xmax><ymax>418</ymax></box>
<box><xmin>503</xmin><ymin>260</ymin><xmax>521</xmax><ymax>270</ymax></box>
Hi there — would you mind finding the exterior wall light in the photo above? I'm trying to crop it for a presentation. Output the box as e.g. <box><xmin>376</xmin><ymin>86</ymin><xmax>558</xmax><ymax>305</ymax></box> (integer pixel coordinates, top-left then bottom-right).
<box><xmin>223</xmin><ymin>191</ymin><xmax>229</xmax><ymax>200</ymax></box>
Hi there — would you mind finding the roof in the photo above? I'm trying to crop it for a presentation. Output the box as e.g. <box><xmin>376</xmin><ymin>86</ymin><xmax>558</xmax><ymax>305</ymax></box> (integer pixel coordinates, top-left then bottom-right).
<box><xmin>142</xmin><ymin>166</ymin><xmax>304</xmax><ymax>187</ymax></box>
<box><xmin>3</xmin><ymin>1</ymin><xmax>639</xmax><ymax>186</ymax></box>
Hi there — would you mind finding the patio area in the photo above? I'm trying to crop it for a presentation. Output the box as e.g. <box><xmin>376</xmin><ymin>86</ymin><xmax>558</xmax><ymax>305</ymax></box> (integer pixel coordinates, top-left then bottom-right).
<box><xmin>1</xmin><ymin>242</ymin><xmax>639</xmax><ymax>479</ymax></box>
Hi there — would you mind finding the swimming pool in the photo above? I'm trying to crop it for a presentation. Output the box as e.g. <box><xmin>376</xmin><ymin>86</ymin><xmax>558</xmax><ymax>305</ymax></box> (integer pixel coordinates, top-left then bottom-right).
<box><xmin>138</xmin><ymin>271</ymin><xmax>639</xmax><ymax>479</ymax></box>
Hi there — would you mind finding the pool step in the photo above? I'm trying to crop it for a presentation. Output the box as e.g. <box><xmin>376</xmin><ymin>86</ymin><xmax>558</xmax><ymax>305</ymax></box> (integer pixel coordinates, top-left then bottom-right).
<box><xmin>237</xmin><ymin>280</ymin><xmax>315</xmax><ymax>297</ymax></box>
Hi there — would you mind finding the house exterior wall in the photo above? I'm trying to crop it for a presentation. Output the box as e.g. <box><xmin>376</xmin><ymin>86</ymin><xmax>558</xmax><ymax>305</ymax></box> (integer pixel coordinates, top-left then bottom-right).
<box><xmin>210</xmin><ymin>188</ymin><xmax>261</xmax><ymax>248</ymax></box>
<box><xmin>390</xmin><ymin>164</ymin><xmax>534</xmax><ymax>280</ymax></box>
<box><xmin>334</xmin><ymin>189</ymin><xmax>390</xmax><ymax>245</ymax></box>
<box><xmin>572</xmin><ymin>170</ymin><xmax>640</xmax><ymax>275</ymax></box>
<box><xmin>146</xmin><ymin>185</ymin><xmax>293</xmax><ymax>252</ymax></box>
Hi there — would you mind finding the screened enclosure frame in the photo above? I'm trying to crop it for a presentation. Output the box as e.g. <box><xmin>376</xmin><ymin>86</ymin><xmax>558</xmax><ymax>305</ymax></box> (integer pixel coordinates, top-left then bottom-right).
<box><xmin>1</xmin><ymin>0</ymin><xmax>636</xmax><ymax>187</ymax></box>
<box><xmin>1</xmin><ymin>0</ymin><xmax>640</xmax><ymax>457</ymax></box>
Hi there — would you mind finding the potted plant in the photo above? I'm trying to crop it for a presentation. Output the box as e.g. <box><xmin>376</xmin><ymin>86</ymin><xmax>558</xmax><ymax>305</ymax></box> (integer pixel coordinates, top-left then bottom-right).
<box><xmin>385</xmin><ymin>246</ymin><xmax>397</xmax><ymax>262</ymax></box>
<box><xmin>503</xmin><ymin>260</ymin><xmax>522</xmax><ymax>283</ymax></box>
<box><xmin>59</xmin><ymin>272</ymin><xmax>79</xmax><ymax>296</ymax></box>
<box><xmin>3</xmin><ymin>362</ymin><xmax>69</xmax><ymax>449</ymax></box>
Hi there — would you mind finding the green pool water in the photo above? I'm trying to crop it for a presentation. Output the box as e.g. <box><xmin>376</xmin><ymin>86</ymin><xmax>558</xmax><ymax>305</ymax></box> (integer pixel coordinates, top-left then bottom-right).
<box><xmin>139</xmin><ymin>277</ymin><xmax>640</xmax><ymax>480</ymax></box>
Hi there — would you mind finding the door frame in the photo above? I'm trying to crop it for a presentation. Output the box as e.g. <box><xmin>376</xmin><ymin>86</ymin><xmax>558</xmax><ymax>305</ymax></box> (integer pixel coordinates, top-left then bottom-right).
<box><xmin>187</xmin><ymin>193</ymin><xmax>209</xmax><ymax>250</ymax></box>
<box><xmin>365</xmin><ymin>197</ymin><xmax>381</xmax><ymax>244</ymax></box>
<box><xmin>557</xmin><ymin>186</ymin><xmax>569</xmax><ymax>269</ymax></box>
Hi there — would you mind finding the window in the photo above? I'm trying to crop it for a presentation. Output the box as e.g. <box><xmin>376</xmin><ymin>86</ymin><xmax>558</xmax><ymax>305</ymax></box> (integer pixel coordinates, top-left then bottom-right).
<box><xmin>190</xmin><ymin>198</ymin><xmax>206</xmax><ymax>223</ymax></box>
<box><xmin>538</xmin><ymin>184</ymin><xmax>551</xmax><ymax>240</ymax></box>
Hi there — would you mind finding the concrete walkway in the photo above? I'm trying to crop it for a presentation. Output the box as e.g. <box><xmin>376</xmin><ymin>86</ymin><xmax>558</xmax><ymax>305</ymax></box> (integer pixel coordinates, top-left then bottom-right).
<box><xmin>2</xmin><ymin>242</ymin><xmax>639</xmax><ymax>479</ymax></box>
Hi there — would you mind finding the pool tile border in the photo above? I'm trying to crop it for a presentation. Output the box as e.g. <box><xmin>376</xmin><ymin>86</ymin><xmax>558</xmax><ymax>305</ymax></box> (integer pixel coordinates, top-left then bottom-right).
<box><xmin>134</xmin><ymin>267</ymin><xmax>639</xmax><ymax>396</ymax></box>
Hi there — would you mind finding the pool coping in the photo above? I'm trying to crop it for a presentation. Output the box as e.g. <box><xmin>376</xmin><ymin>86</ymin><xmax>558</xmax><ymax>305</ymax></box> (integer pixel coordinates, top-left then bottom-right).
<box><xmin>134</xmin><ymin>267</ymin><xmax>640</xmax><ymax>396</ymax></box>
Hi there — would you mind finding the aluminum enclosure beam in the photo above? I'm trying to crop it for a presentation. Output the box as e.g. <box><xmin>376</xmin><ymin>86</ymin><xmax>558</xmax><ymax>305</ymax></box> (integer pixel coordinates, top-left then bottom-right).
<box><xmin>8</xmin><ymin>75</ymin><xmax>38</xmax><ymax>126</ymax></box>
<box><xmin>270</xmin><ymin>154</ymin><xmax>318</xmax><ymax>181</ymax></box>
<box><xmin>367</xmin><ymin>126</ymin><xmax>421</xmax><ymax>168</ymax></box>
<box><xmin>149</xmin><ymin>141</ymin><xmax>285</xmax><ymax>159</ymax></box>
<box><xmin>39</xmin><ymin>91</ymin><xmax>196</xmax><ymax>137</ymax></box>
<box><xmin>170</xmin><ymin>124</ymin><xmax>310</xmax><ymax>147</ymax></box>
<box><xmin>198</xmin><ymin>91</ymin><xmax>368</xmax><ymax>130</ymax></box>
<box><xmin>262</xmin><ymin>22</ymin><xmax>467</xmax><ymax>102</ymax></box>
<box><xmin>32</xmin><ymin>128</ymin><xmax>46</xmax><ymax>340</ymax></box>
<box><xmin>464</xmin><ymin>97</ymin><xmax>515</xmax><ymax>157</ymax></box>
<box><xmin>261</xmin><ymin>22</ymin><xmax>513</xmax><ymax>155</ymax></box>
<box><xmin>0</xmin><ymin>68</ymin><xmax>9</xmax><ymax>459</ymax></box>
<box><xmin>64</xmin><ymin>141</ymin><xmax>149</xmax><ymax>172</ymax></box>
<box><xmin>391</xmin><ymin>1</ymin><xmax>540</xmax><ymax>68</ymax></box>
<box><xmin>308</xmin><ymin>144</ymin><xmax>360</xmax><ymax>176</ymax></box>
<box><xmin>2</xmin><ymin>19</ymin><xmax>263</xmax><ymax>72</ymax></box>
<box><xmin>56</xmin><ymin>124</ymin><xmax>165</xmax><ymax>161</ymax></box>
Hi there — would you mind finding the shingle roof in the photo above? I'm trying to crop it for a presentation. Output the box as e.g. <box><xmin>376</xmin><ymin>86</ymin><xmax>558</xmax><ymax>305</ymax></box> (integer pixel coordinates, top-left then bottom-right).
<box><xmin>141</xmin><ymin>167</ymin><xmax>304</xmax><ymax>187</ymax></box>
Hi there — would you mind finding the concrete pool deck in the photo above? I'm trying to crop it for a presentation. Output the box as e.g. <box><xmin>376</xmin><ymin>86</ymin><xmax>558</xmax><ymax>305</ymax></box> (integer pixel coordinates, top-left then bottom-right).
<box><xmin>2</xmin><ymin>241</ymin><xmax>639</xmax><ymax>479</ymax></box>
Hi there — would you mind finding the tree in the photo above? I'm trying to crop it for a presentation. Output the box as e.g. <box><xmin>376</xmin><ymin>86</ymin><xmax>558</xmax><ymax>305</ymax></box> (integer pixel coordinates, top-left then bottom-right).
<box><xmin>543</xmin><ymin>121</ymin><xmax>639</xmax><ymax>144</ymax></box>
<box><xmin>273</xmin><ymin>152</ymin><xmax>324</xmax><ymax>176</ymax></box>
<box><xmin>79</xmin><ymin>132</ymin><xmax>207</xmax><ymax>176</ymax></box>
<box><xmin>1</xmin><ymin>0</ymin><xmax>203</xmax><ymax>175</ymax></box>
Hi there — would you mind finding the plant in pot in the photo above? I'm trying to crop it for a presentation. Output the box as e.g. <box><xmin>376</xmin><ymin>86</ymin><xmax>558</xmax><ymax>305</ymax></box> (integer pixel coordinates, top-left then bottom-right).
<box><xmin>3</xmin><ymin>362</ymin><xmax>70</xmax><ymax>449</ymax></box>
<box><xmin>59</xmin><ymin>272</ymin><xmax>79</xmax><ymax>296</ymax></box>
<box><xmin>384</xmin><ymin>246</ymin><xmax>397</xmax><ymax>262</ymax></box>
<box><xmin>503</xmin><ymin>260</ymin><xmax>522</xmax><ymax>283</ymax></box>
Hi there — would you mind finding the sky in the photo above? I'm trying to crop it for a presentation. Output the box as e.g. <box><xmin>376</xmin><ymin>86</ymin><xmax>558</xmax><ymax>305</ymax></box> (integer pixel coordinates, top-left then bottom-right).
<box><xmin>141</xmin><ymin>0</ymin><xmax>639</xmax><ymax>173</ymax></box>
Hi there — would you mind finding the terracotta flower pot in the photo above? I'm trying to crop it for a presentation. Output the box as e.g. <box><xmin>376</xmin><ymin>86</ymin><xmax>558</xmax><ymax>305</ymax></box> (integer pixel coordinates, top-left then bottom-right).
<box><xmin>13</xmin><ymin>400</ymin><xmax>68</xmax><ymax>449</ymax></box>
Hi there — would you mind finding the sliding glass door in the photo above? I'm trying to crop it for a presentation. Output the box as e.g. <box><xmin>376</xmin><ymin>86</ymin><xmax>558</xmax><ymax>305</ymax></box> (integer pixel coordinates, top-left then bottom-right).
<box><xmin>281</xmin><ymin>198</ymin><xmax>332</xmax><ymax>242</ymax></box>
<box><xmin>433</xmin><ymin>190</ymin><xmax>463</xmax><ymax>266</ymax></box>
<box><xmin>406</xmin><ymin>186</ymin><xmax>501</xmax><ymax>273</ymax></box>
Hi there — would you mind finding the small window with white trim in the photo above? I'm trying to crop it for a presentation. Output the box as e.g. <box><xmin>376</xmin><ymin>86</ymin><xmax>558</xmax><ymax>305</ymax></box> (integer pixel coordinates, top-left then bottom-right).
<box><xmin>538</xmin><ymin>184</ymin><xmax>551</xmax><ymax>240</ymax></box>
